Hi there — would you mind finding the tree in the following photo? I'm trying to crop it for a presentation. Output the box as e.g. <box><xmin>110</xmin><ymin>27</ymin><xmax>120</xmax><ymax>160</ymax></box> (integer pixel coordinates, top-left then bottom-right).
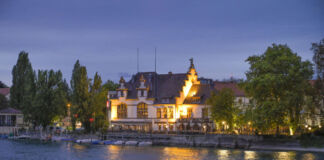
<box><xmin>207</xmin><ymin>88</ymin><xmax>236</xmax><ymax>132</ymax></box>
<box><xmin>242</xmin><ymin>44</ymin><xmax>313</xmax><ymax>135</ymax></box>
<box><xmin>311</xmin><ymin>39</ymin><xmax>324</xmax><ymax>126</ymax></box>
<box><xmin>10</xmin><ymin>51</ymin><xmax>36</xmax><ymax>121</ymax></box>
<box><xmin>70</xmin><ymin>60</ymin><xmax>91</xmax><ymax>131</ymax></box>
<box><xmin>0</xmin><ymin>94</ymin><xmax>9</xmax><ymax>110</ymax></box>
<box><xmin>89</xmin><ymin>73</ymin><xmax>108</xmax><ymax>132</ymax></box>
<box><xmin>102</xmin><ymin>80</ymin><xmax>119</xmax><ymax>91</ymax></box>
<box><xmin>70</xmin><ymin>61</ymin><xmax>109</xmax><ymax>132</ymax></box>
<box><xmin>311</xmin><ymin>38</ymin><xmax>324</xmax><ymax>79</ymax></box>
<box><xmin>0</xmin><ymin>81</ymin><xmax>8</xmax><ymax>88</ymax></box>
<box><xmin>32</xmin><ymin>70</ymin><xmax>68</xmax><ymax>128</ymax></box>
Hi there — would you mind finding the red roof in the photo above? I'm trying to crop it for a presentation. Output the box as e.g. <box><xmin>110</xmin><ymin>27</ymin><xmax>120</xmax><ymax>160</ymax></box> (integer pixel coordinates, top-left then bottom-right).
<box><xmin>0</xmin><ymin>88</ymin><xmax>10</xmax><ymax>96</ymax></box>
<box><xmin>213</xmin><ymin>82</ymin><xmax>245</xmax><ymax>97</ymax></box>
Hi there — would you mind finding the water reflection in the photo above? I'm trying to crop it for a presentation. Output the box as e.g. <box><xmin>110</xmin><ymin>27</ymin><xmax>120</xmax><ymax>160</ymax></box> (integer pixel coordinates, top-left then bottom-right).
<box><xmin>217</xmin><ymin>149</ymin><xmax>230</xmax><ymax>160</ymax></box>
<box><xmin>1</xmin><ymin>140</ymin><xmax>323</xmax><ymax>160</ymax></box>
<box><xmin>163</xmin><ymin>147</ymin><xmax>201</xmax><ymax>160</ymax></box>
<box><xmin>244</xmin><ymin>150</ymin><xmax>257</xmax><ymax>160</ymax></box>
<box><xmin>72</xmin><ymin>143</ymin><xmax>87</xmax><ymax>151</ymax></box>
<box><xmin>274</xmin><ymin>151</ymin><xmax>296</xmax><ymax>160</ymax></box>
<box><xmin>301</xmin><ymin>153</ymin><xmax>315</xmax><ymax>160</ymax></box>
<box><xmin>106</xmin><ymin>145</ymin><xmax>122</xmax><ymax>160</ymax></box>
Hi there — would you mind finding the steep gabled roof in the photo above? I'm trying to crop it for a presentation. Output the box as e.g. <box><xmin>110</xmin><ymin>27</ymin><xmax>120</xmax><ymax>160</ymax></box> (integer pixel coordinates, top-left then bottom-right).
<box><xmin>114</xmin><ymin>72</ymin><xmax>188</xmax><ymax>104</ymax></box>
<box><xmin>184</xmin><ymin>84</ymin><xmax>213</xmax><ymax>104</ymax></box>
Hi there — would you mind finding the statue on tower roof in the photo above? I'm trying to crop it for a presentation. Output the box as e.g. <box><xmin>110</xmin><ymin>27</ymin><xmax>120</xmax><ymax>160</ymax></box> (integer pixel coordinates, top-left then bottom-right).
<box><xmin>119</xmin><ymin>76</ymin><xmax>125</xmax><ymax>84</ymax></box>
<box><xmin>189</xmin><ymin>58</ymin><xmax>195</xmax><ymax>69</ymax></box>
<box><xmin>139</xmin><ymin>74</ymin><xmax>145</xmax><ymax>82</ymax></box>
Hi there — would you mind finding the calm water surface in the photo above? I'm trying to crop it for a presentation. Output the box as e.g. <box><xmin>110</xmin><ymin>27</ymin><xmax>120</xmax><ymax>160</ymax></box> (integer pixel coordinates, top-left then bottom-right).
<box><xmin>1</xmin><ymin>140</ymin><xmax>324</xmax><ymax>160</ymax></box>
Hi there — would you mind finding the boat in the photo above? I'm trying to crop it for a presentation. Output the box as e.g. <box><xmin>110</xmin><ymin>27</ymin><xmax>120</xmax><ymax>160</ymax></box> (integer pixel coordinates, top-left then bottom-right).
<box><xmin>114</xmin><ymin>140</ymin><xmax>124</xmax><ymax>145</ymax></box>
<box><xmin>91</xmin><ymin>140</ymin><xmax>102</xmax><ymax>145</ymax></box>
<box><xmin>125</xmin><ymin>141</ymin><xmax>138</xmax><ymax>146</ymax></box>
<box><xmin>61</xmin><ymin>138</ymin><xmax>75</xmax><ymax>142</ymax></box>
<box><xmin>16</xmin><ymin>135</ymin><xmax>31</xmax><ymax>139</ymax></box>
<box><xmin>138</xmin><ymin>141</ymin><xmax>152</xmax><ymax>146</ymax></box>
<box><xmin>0</xmin><ymin>135</ymin><xmax>8</xmax><ymax>139</ymax></box>
<box><xmin>76</xmin><ymin>139</ymin><xmax>92</xmax><ymax>144</ymax></box>
<box><xmin>103</xmin><ymin>140</ymin><xmax>115</xmax><ymax>145</ymax></box>
<box><xmin>51</xmin><ymin>136</ymin><xmax>62</xmax><ymax>142</ymax></box>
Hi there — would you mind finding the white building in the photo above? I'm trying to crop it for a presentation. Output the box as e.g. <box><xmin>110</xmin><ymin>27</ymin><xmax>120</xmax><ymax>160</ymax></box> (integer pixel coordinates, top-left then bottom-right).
<box><xmin>108</xmin><ymin>59</ymin><xmax>248</xmax><ymax>132</ymax></box>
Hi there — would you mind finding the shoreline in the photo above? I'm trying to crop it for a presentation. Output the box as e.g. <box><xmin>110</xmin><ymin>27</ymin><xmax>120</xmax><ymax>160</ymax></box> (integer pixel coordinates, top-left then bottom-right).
<box><xmin>5</xmin><ymin>133</ymin><xmax>324</xmax><ymax>153</ymax></box>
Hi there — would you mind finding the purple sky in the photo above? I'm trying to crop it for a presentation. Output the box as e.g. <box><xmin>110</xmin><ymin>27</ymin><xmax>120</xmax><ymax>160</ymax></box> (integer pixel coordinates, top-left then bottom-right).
<box><xmin>1</xmin><ymin>0</ymin><xmax>323</xmax><ymax>86</ymax></box>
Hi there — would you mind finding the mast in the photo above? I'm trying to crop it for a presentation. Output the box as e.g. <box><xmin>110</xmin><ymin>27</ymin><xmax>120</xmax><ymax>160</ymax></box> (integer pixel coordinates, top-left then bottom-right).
<box><xmin>137</xmin><ymin>48</ymin><xmax>139</xmax><ymax>73</ymax></box>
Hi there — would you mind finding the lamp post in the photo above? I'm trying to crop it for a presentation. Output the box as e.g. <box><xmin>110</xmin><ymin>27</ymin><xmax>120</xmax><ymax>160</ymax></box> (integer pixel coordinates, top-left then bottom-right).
<box><xmin>222</xmin><ymin>121</ymin><xmax>226</xmax><ymax>134</ymax></box>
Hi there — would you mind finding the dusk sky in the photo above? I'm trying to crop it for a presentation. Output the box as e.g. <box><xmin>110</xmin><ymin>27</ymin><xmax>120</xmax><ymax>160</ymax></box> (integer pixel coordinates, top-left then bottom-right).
<box><xmin>1</xmin><ymin>0</ymin><xmax>323</xmax><ymax>86</ymax></box>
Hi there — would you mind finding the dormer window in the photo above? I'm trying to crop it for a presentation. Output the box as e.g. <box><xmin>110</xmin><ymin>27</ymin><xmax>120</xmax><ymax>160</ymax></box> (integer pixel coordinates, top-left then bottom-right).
<box><xmin>118</xmin><ymin>76</ymin><xmax>127</xmax><ymax>98</ymax></box>
<box><xmin>137</xmin><ymin>74</ymin><xmax>148</xmax><ymax>98</ymax></box>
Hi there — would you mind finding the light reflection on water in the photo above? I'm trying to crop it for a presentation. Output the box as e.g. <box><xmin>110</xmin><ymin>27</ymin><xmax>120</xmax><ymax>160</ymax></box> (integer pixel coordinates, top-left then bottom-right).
<box><xmin>302</xmin><ymin>153</ymin><xmax>316</xmax><ymax>160</ymax></box>
<box><xmin>217</xmin><ymin>149</ymin><xmax>230</xmax><ymax>160</ymax></box>
<box><xmin>1</xmin><ymin>140</ymin><xmax>324</xmax><ymax>160</ymax></box>
<box><xmin>106</xmin><ymin>145</ymin><xmax>122</xmax><ymax>160</ymax></box>
<box><xmin>274</xmin><ymin>151</ymin><xmax>297</xmax><ymax>160</ymax></box>
<box><xmin>245</xmin><ymin>150</ymin><xmax>257</xmax><ymax>160</ymax></box>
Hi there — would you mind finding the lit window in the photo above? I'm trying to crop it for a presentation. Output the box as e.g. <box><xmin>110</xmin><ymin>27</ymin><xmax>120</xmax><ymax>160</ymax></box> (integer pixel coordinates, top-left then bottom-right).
<box><xmin>156</xmin><ymin>108</ymin><xmax>161</xmax><ymax>118</ymax></box>
<box><xmin>137</xmin><ymin>103</ymin><xmax>148</xmax><ymax>118</ymax></box>
<box><xmin>117</xmin><ymin>103</ymin><xmax>127</xmax><ymax>118</ymax></box>
<box><xmin>168</xmin><ymin>108</ymin><xmax>173</xmax><ymax>118</ymax></box>
<box><xmin>162</xmin><ymin>108</ymin><xmax>167</xmax><ymax>118</ymax></box>
<box><xmin>187</xmin><ymin>108</ymin><xmax>193</xmax><ymax>118</ymax></box>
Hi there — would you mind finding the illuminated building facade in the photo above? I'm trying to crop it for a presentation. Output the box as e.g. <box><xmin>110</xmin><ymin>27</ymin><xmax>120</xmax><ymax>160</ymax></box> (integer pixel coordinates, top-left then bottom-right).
<box><xmin>108</xmin><ymin>58</ymin><xmax>244</xmax><ymax>132</ymax></box>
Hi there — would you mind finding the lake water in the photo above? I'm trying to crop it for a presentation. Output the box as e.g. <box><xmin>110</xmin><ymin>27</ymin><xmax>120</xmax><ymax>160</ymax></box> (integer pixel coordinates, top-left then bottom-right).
<box><xmin>1</xmin><ymin>140</ymin><xmax>324</xmax><ymax>160</ymax></box>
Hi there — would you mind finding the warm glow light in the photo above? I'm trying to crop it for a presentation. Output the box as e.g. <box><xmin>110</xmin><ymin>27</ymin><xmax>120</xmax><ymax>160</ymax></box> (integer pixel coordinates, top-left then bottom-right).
<box><xmin>222</xmin><ymin>121</ymin><xmax>226</xmax><ymax>125</ymax></box>
<box><xmin>191</xmin><ymin>92</ymin><xmax>196</xmax><ymax>97</ymax></box>
<box><xmin>183</xmin><ymin>81</ymin><xmax>193</xmax><ymax>98</ymax></box>
<box><xmin>179</xmin><ymin>106</ymin><xmax>188</xmax><ymax>116</ymax></box>
<box><xmin>275</xmin><ymin>152</ymin><xmax>296</xmax><ymax>160</ymax></box>
<box><xmin>305</xmin><ymin>125</ymin><xmax>308</xmax><ymax>128</ymax></box>
<box><xmin>67</xmin><ymin>103</ymin><xmax>71</xmax><ymax>107</ymax></box>
<box><xmin>319</xmin><ymin>125</ymin><xmax>322</xmax><ymax>128</ymax></box>
<box><xmin>111</xmin><ymin>106</ymin><xmax>117</xmax><ymax>120</ymax></box>
<box><xmin>308</xmin><ymin>127</ymin><xmax>311</xmax><ymax>131</ymax></box>
<box><xmin>248</xmin><ymin>121</ymin><xmax>251</xmax><ymax>125</ymax></box>
<box><xmin>217</xmin><ymin>150</ymin><xmax>229</xmax><ymax>159</ymax></box>
<box><xmin>244</xmin><ymin>151</ymin><xmax>256</xmax><ymax>160</ymax></box>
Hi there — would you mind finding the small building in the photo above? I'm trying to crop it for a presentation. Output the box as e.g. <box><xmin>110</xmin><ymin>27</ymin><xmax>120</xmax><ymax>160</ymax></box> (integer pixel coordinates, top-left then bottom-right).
<box><xmin>0</xmin><ymin>107</ymin><xmax>24</xmax><ymax>134</ymax></box>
